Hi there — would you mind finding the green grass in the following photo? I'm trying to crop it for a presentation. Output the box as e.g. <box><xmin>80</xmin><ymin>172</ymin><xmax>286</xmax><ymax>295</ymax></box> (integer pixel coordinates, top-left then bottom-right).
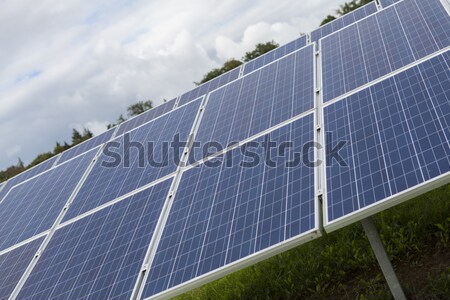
<box><xmin>174</xmin><ymin>184</ymin><xmax>450</xmax><ymax>300</ymax></box>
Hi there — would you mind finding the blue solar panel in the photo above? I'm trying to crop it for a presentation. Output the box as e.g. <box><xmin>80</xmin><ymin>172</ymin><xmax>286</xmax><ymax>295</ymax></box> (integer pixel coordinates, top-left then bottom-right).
<box><xmin>177</xmin><ymin>67</ymin><xmax>240</xmax><ymax>107</ymax></box>
<box><xmin>0</xmin><ymin>237</ymin><xmax>43</xmax><ymax>300</ymax></box>
<box><xmin>115</xmin><ymin>99</ymin><xmax>177</xmax><ymax>137</ymax></box>
<box><xmin>57</xmin><ymin>128</ymin><xmax>115</xmax><ymax>165</ymax></box>
<box><xmin>324</xmin><ymin>52</ymin><xmax>450</xmax><ymax>226</ymax></box>
<box><xmin>242</xmin><ymin>35</ymin><xmax>307</xmax><ymax>75</ymax></box>
<box><xmin>62</xmin><ymin>99</ymin><xmax>202</xmax><ymax>222</ymax></box>
<box><xmin>310</xmin><ymin>2</ymin><xmax>378</xmax><ymax>43</ymax></box>
<box><xmin>16</xmin><ymin>179</ymin><xmax>172</xmax><ymax>300</ymax></box>
<box><xmin>379</xmin><ymin>0</ymin><xmax>402</xmax><ymax>8</ymax></box>
<box><xmin>0</xmin><ymin>155</ymin><xmax>58</xmax><ymax>203</ymax></box>
<box><xmin>142</xmin><ymin>114</ymin><xmax>316</xmax><ymax>298</ymax></box>
<box><xmin>191</xmin><ymin>45</ymin><xmax>314</xmax><ymax>163</ymax></box>
<box><xmin>321</xmin><ymin>0</ymin><xmax>450</xmax><ymax>102</ymax></box>
<box><xmin>0</xmin><ymin>149</ymin><xmax>97</xmax><ymax>252</ymax></box>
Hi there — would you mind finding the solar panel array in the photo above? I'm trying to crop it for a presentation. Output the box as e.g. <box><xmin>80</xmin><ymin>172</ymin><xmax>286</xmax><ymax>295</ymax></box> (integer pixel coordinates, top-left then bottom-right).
<box><xmin>1</xmin><ymin>0</ymin><xmax>449</xmax><ymax>299</ymax></box>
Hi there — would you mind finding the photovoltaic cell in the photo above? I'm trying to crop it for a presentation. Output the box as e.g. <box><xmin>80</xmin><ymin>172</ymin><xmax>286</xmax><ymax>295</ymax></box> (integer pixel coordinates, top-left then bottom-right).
<box><xmin>191</xmin><ymin>45</ymin><xmax>314</xmax><ymax>163</ymax></box>
<box><xmin>142</xmin><ymin>115</ymin><xmax>316</xmax><ymax>298</ymax></box>
<box><xmin>16</xmin><ymin>179</ymin><xmax>172</xmax><ymax>300</ymax></box>
<box><xmin>57</xmin><ymin>129</ymin><xmax>115</xmax><ymax>165</ymax></box>
<box><xmin>0</xmin><ymin>155</ymin><xmax>58</xmax><ymax>203</ymax></box>
<box><xmin>379</xmin><ymin>0</ymin><xmax>402</xmax><ymax>8</ymax></box>
<box><xmin>321</xmin><ymin>0</ymin><xmax>450</xmax><ymax>102</ymax></box>
<box><xmin>324</xmin><ymin>52</ymin><xmax>450</xmax><ymax>224</ymax></box>
<box><xmin>177</xmin><ymin>67</ymin><xmax>240</xmax><ymax>107</ymax></box>
<box><xmin>0</xmin><ymin>149</ymin><xmax>97</xmax><ymax>252</ymax></box>
<box><xmin>310</xmin><ymin>1</ymin><xmax>378</xmax><ymax>43</ymax></box>
<box><xmin>62</xmin><ymin>99</ymin><xmax>201</xmax><ymax>222</ymax></box>
<box><xmin>242</xmin><ymin>35</ymin><xmax>307</xmax><ymax>75</ymax></box>
<box><xmin>0</xmin><ymin>237</ymin><xmax>44</xmax><ymax>300</ymax></box>
<box><xmin>115</xmin><ymin>99</ymin><xmax>176</xmax><ymax>137</ymax></box>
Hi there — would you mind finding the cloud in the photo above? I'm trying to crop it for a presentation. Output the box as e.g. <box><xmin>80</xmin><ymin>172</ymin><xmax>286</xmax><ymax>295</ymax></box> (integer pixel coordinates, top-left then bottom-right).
<box><xmin>0</xmin><ymin>0</ymin><xmax>344</xmax><ymax>169</ymax></box>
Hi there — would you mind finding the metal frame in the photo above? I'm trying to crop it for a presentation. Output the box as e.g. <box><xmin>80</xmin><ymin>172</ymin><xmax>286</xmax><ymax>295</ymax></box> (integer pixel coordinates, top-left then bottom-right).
<box><xmin>440</xmin><ymin>0</ymin><xmax>450</xmax><ymax>14</ymax></box>
<box><xmin>131</xmin><ymin>95</ymin><xmax>207</xmax><ymax>300</ymax></box>
<box><xmin>0</xmin><ymin>231</ymin><xmax>49</xmax><ymax>258</ymax></box>
<box><xmin>145</xmin><ymin>228</ymin><xmax>320</xmax><ymax>300</ymax></box>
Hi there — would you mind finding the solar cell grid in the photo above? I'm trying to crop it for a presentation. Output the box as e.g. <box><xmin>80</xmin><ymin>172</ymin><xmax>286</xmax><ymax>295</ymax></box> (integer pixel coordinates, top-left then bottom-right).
<box><xmin>0</xmin><ymin>148</ymin><xmax>98</xmax><ymax>252</ymax></box>
<box><xmin>310</xmin><ymin>1</ymin><xmax>378</xmax><ymax>43</ymax></box>
<box><xmin>242</xmin><ymin>35</ymin><xmax>307</xmax><ymax>75</ymax></box>
<box><xmin>379</xmin><ymin>0</ymin><xmax>402</xmax><ymax>8</ymax></box>
<box><xmin>0</xmin><ymin>155</ymin><xmax>58</xmax><ymax>203</ymax></box>
<box><xmin>142</xmin><ymin>114</ymin><xmax>316</xmax><ymax>299</ymax></box>
<box><xmin>177</xmin><ymin>67</ymin><xmax>240</xmax><ymax>107</ymax></box>
<box><xmin>191</xmin><ymin>45</ymin><xmax>314</xmax><ymax>163</ymax></box>
<box><xmin>62</xmin><ymin>99</ymin><xmax>202</xmax><ymax>222</ymax></box>
<box><xmin>324</xmin><ymin>52</ymin><xmax>450</xmax><ymax>226</ymax></box>
<box><xmin>321</xmin><ymin>0</ymin><xmax>450</xmax><ymax>102</ymax></box>
<box><xmin>0</xmin><ymin>237</ymin><xmax>44</xmax><ymax>300</ymax></box>
<box><xmin>115</xmin><ymin>98</ymin><xmax>176</xmax><ymax>137</ymax></box>
<box><xmin>16</xmin><ymin>179</ymin><xmax>172</xmax><ymax>300</ymax></box>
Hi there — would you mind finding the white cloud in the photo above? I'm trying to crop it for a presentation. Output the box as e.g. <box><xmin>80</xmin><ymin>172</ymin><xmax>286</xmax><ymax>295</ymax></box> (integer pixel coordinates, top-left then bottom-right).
<box><xmin>0</xmin><ymin>0</ymin><xmax>345</xmax><ymax>169</ymax></box>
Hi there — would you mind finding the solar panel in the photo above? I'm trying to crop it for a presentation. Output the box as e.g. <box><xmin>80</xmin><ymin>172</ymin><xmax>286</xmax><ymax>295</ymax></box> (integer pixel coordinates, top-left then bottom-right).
<box><xmin>379</xmin><ymin>0</ymin><xmax>402</xmax><ymax>8</ymax></box>
<box><xmin>324</xmin><ymin>51</ymin><xmax>450</xmax><ymax>230</ymax></box>
<box><xmin>141</xmin><ymin>114</ymin><xmax>317</xmax><ymax>299</ymax></box>
<box><xmin>16</xmin><ymin>179</ymin><xmax>172</xmax><ymax>300</ymax></box>
<box><xmin>310</xmin><ymin>1</ymin><xmax>378</xmax><ymax>43</ymax></box>
<box><xmin>177</xmin><ymin>67</ymin><xmax>240</xmax><ymax>107</ymax></box>
<box><xmin>242</xmin><ymin>35</ymin><xmax>308</xmax><ymax>75</ymax></box>
<box><xmin>0</xmin><ymin>155</ymin><xmax>58</xmax><ymax>203</ymax></box>
<box><xmin>115</xmin><ymin>99</ymin><xmax>177</xmax><ymax>137</ymax></box>
<box><xmin>321</xmin><ymin>0</ymin><xmax>450</xmax><ymax>103</ymax></box>
<box><xmin>0</xmin><ymin>237</ymin><xmax>44</xmax><ymax>300</ymax></box>
<box><xmin>191</xmin><ymin>45</ymin><xmax>314</xmax><ymax>163</ymax></box>
<box><xmin>57</xmin><ymin>128</ymin><xmax>116</xmax><ymax>165</ymax></box>
<box><xmin>62</xmin><ymin>99</ymin><xmax>202</xmax><ymax>222</ymax></box>
<box><xmin>0</xmin><ymin>148</ymin><xmax>98</xmax><ymax>252</ymax></box>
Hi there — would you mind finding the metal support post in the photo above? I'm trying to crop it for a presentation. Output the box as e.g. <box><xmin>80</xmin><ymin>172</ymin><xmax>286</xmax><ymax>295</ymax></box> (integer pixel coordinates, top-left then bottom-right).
<box><xmin>361</xmin><ymin>217</ymin><xmax>406</xmax><ymax>300</ymax></box>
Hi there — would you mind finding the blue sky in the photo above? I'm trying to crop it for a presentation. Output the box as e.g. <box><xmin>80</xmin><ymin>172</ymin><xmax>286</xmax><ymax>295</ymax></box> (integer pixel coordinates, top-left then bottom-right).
<box><xmin>0</xmin><ymin>0</ymin><xmax>344</xmax><ymax>169</ymax></box>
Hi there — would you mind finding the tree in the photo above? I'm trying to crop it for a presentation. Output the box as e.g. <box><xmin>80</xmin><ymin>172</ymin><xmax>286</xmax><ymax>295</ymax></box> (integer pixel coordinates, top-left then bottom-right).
<box><xmin>27</xmin><ymin>152</ymin><xmax>54</xmax><ymax>169</ymax></box>
<box><xmin>127</xmin><ymin>100</ymin><xmax>153</xmax><ymax>117</ymax></box>
<box><xmin>53</xmin><ymin>142</ymin><xmax>71</xmax><ymax>154</ymax></box>
<box><xmin>71</xmin><ymin>128</ymin><xmax>93</xmax><ymax>145</ymax></box>
<box><xmin>196</xmin><ymin>59</ymin><xmax>243</xmax><ymax>86</ymax></box>
<box><xmin>320</xmin><ymin>15</ymin><xmax>336</xmax><ymax>26</ymax></box>
<box><xmin>242</xmin><ymin>41</ymin><xmax>279</xmax><ymax>62</ymax></box>
<box><xmin>0</xmin><ymin>158</ymin><xmax>27</xmax><ymax>182</ymax></box>
<box><xmin>107</xmin><ymin>114</ymin><xmax>127</xmax><ymax>129</ymax></box>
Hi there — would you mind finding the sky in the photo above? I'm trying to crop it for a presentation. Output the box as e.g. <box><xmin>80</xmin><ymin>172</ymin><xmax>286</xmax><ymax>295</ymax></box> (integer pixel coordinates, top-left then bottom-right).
<box><xmin>0</xmin><ymin>0</ymin><xmax>345</xmax><ymax>170</ymax></box>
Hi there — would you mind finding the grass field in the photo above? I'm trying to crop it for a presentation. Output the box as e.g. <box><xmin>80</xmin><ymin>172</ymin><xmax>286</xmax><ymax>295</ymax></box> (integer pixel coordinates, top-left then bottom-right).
<box><xmin>175</xmin><ymin>184</ymin><xmax>450</xmax><ymax>299</ymax></box>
